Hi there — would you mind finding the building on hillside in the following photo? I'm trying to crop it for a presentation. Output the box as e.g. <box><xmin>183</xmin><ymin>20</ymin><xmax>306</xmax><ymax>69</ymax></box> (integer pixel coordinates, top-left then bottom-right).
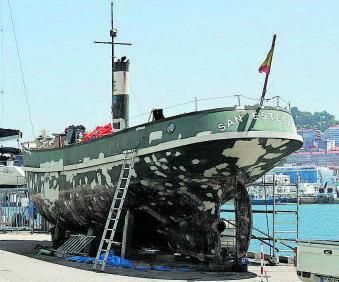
<box><xmin>297</xmin><ymin>129</ymin><xmax>317</xmax><ymax>149</ymax></box>
<box><xmin>325</xmin><ymin>125</ymin><xmax>339</xmax><ymax>146</ymax></box>
<box><xmin>318</xmin><ymin>139</ymin><xmax>336</xmax><ymax>151</ymax></box>
<box><xmin>286</xmin><ymin>150</ymin><xmax>339</xmax><ymax>166</ymax></box>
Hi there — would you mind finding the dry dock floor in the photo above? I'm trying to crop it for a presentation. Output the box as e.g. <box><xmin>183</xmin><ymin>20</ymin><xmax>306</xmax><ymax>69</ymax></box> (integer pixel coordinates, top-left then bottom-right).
<box><xmin>0</xmin><ymin>233</ymin><xmax>299</xmax><ymax>281</ymax></box>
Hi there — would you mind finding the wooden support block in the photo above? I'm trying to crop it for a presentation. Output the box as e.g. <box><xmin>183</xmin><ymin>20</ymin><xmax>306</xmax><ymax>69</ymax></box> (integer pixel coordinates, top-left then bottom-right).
<box><xmin>121</xmin><ymin>209</ymin><xmax>134</xmax><ymax>259</ymax></box>
<box><xmin>84</xmin><ymin>228</ymin><xmax>94</xmax><ymax>255</ymax></box>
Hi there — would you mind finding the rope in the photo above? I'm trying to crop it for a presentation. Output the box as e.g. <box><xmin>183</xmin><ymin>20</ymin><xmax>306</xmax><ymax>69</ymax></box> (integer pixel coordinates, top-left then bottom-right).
<box><xmin>7</xmin><ymin>0</ymin><xmax>35</xmax><ymax>138</ymax></box>
<box><xmin>129</xmin><ymin>82</ymin><xmax>145</xmax><ymax>121</ymax></box>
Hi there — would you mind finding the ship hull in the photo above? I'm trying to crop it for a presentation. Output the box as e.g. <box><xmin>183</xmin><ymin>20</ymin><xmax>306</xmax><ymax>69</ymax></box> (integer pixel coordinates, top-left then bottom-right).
<box><xmin>23</xmin><ymin>106</ymin><xmax>303</xmax><ymax>262</ymax></box>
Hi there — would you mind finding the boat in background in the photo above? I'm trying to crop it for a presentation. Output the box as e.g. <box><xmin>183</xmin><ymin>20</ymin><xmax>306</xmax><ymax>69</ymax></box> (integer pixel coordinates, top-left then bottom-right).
<box><xmin>317</xmin><ymin>179</ymin><xmax>337</xmax><ymax>204</ymax></box>
<box><xmin>0</xmin><ymin>128</ymin><xmax>25</xmax><ymax>187</ymax></box>
<box><xmin>249</xmin><ymin>165</ymin><xmax>339</xmax><ymax>204</ymax></box>
<box><xmin>248</xmin><ymin>174</ymin><xmax>295</xmax><ymax>205</ymax></box>
<box><xmin>298</xmin><ymin>183</ymin><xmax>318</xmax><ymax>204</ymax></box>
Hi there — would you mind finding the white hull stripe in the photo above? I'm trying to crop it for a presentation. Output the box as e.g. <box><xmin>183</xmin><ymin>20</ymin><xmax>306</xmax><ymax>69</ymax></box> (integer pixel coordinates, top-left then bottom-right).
<box><xmin>23</xmin><ymin>131</ymin><xmax>302</xmax><ymax>173</ymax></box>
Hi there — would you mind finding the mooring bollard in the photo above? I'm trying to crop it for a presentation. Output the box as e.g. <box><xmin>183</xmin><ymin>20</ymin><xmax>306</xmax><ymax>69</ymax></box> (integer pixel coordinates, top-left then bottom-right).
<box><xmin>260</xmin><ymin>242</ymin><xmax>264</xmax><ymax>282</ymax></box>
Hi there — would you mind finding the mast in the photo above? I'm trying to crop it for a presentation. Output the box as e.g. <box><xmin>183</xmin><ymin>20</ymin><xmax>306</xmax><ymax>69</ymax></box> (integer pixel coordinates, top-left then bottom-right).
<box><xmin>259</xmin><ymin>34</ymin><xmax>276</xmax><ymax>107</ymax></box>
<box><xmin>110</xmin><ymin>1</ymin><xmax>116</xmax><ymax>121</ymax></box>
<box><xmin>94</xmin><ymin>2</ymin><xmax>131</xmax><ymax>131</ymax></box>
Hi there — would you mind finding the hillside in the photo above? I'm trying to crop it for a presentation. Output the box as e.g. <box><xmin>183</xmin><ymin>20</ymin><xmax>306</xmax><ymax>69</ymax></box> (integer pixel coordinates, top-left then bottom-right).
<box><xmin>291</xmin><ymin>107</ymin><xmax>339</xmax><ymax>131</ymax></box>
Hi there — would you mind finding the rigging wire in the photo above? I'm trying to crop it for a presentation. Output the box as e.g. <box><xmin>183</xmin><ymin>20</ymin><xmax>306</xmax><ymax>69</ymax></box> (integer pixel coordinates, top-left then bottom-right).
<box><xmin>7</xmin><ymin>0</ymin><xmax>35</xmax><ymax>138</ymax></box>
<box><xmin>129</xmin><ymin>82</ymin><xmax>146</xmax><ymax>125</ymax></box>
<box><xmin>0</xmin><ymin>0</ymin><xmax>4</xmax><ymax>127</ymax></box>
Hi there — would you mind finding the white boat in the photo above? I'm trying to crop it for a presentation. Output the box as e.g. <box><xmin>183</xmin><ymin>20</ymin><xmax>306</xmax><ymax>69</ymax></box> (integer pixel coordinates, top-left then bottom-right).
<box><xmin>0</xmin><ymin>129</ymin><xmax>25</xmax><ymax>187</ymax></box>
<box><xmin>298</xmin><ymin>183</ymin><xmax>318</xmax><ymax>204</ymax></box>
<box><xmin>248</xmin><ymin>174</ymin><xmax>295</xmax><ymax>204</ymax></box>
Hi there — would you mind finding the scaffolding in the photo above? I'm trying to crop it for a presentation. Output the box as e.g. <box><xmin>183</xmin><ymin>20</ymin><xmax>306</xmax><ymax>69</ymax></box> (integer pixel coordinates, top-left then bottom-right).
<box><xmin>221</xmin><ymin>174</ymin><xmax>300</xmax><ymax>265</ymax></box>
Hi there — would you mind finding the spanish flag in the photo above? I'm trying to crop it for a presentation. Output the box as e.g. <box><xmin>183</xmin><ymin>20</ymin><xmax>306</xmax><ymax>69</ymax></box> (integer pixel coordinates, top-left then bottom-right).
<box><xmin>259</xmin><ymin>49</ymin><xmax>273</xmax><ymax>75</ymax></box>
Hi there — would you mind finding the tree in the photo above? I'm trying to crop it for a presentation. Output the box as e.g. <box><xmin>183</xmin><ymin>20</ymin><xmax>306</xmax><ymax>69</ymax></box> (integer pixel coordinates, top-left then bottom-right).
<box><xmin>291</xmin><ymin>107</ymin><xmax>338</xmax><ymax>131</ymax></box>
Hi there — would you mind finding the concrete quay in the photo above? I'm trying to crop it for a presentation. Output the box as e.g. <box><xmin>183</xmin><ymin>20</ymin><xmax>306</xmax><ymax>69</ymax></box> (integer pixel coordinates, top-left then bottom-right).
<box><xmin>0</xmin><ymin>233</ymin><xmax>299</xmax><ymax>281</ymax></box>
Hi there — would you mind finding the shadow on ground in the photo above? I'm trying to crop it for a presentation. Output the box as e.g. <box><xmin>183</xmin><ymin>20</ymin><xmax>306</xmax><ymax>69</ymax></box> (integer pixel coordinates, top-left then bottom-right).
<box><xmin>0</xmin><ymin>238</ymin><xmax>257</xmax><ymax>281</ymax></box>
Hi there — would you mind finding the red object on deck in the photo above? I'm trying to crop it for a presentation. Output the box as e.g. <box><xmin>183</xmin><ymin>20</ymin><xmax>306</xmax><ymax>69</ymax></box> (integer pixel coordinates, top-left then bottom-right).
<box><xmin>81</xmin><ymin>123</ymin><xmax>113</xmax><ymax>142</ymax></box>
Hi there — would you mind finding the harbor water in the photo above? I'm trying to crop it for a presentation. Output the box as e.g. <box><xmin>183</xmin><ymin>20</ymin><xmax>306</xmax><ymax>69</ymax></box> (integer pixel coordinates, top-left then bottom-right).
<box><xmin>221</xmin><ymin>204</ymin><xmax>339</xmax><ymax>255</ymax></box>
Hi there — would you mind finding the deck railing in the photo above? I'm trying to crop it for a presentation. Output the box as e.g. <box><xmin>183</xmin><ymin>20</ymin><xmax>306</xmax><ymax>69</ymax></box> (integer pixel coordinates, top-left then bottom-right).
<box><xmin>129</xmin><ymin>95</ymin><xmax>291</xmax><ymax>126</ymax></box>
<box><xmin>21</xmin><ymin>95</ymin><xmax>292</xmax><ymax>148</ymax></box>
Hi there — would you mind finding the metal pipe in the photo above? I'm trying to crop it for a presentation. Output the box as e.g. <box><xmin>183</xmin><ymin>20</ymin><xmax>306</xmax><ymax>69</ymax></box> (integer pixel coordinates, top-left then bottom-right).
<box><xmin>111</xmin><ymin>1</ymin><xmax>115</xmax><ymax>124</ymax></box>
<box><xmin>297</xmin><ymin>179</ymin><xmax>300</xmax><ymax>241</ymax></box>
<box><xmin>272</xmin><ymin>174</ymin><xmax>276</xmax><ymax>262</ymax></box>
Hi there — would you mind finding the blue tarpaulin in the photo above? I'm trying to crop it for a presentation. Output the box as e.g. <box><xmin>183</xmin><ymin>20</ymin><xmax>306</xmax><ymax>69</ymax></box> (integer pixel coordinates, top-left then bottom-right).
<box><xmin>64</xmin><ymin>252</ymin><xmax>191</xmax><ymax>272</ymax></box>
<box><xmin>152</xmin><ymin>265</ymin><xmax>171</xmax><ymax>271</ymax></box>
<box><xmin>65</xmin><ymin>252</ymin><xmax>133</xmax><ymax>268</ymax></box>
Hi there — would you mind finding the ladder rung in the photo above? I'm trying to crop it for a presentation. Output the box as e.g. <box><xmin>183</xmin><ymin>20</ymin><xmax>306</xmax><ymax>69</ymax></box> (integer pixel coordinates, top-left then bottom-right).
<box><xmin>275</xmin><ymin>222</ymin><xmax>298</xmax><ymax>225</ymax></box>
<box><xmin>277</xmin><ymin>249</ymin><xmax>294</xmax><ymax>252</ymax></box>
<box><xmin>275</xmin><ymin>203</ymin><xmax>298</xmax><ymax>205</ymax></box>
<box><xmin>275</xmin><ymin>238</ymin><xmax>296</xmax><ymax>242</ymax></box>
<box><xmin>275</xmin><ymin>211</ymin><xmax>297</xmax><ymax>214</ymax></box>
<box><xmin>103</xmin><ymin>239</ymin><xmax>121</xmax><ymax>244</ymax></box>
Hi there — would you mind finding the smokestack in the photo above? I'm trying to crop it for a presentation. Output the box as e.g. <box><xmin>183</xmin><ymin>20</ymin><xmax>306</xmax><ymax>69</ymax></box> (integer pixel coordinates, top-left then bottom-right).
<box><xmin>112</xmin><ymin>57</ymin><xmax>129</xmax><ymax>131</ymax></box>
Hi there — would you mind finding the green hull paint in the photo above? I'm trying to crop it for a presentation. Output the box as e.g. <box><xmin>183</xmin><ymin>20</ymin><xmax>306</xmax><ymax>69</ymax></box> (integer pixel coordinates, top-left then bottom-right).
<box><xmin>24</xmin><ymin>106</ymin><xmax>299</xmax><ymax>168</ymax></box>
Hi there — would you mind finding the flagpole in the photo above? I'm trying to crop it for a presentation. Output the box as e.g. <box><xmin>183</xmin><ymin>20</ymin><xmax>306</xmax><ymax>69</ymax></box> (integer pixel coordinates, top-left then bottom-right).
<box><xmin>259</xmin><ymin>34</ymin><xmax>276</xmax><ymax>107</ymax></box>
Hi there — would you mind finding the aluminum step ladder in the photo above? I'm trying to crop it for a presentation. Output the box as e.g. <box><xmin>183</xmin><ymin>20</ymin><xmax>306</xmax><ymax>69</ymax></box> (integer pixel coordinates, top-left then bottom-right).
<box><xmin>93</xmin><ymin>149</ymin><xmax>136</xmax><ymax>271</ymax></box>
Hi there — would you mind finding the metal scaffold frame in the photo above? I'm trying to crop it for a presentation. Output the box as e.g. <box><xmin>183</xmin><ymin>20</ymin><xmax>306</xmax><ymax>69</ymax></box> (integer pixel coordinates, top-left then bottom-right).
<box><xmin>269</xmin><ymin>174</ymin><xmax>299</xmax><ymax>264</ymax></box>
<box><xmin>221</xmin><ymin>174</ymin><xmax>300</xmax><ymax>265</ymax></box>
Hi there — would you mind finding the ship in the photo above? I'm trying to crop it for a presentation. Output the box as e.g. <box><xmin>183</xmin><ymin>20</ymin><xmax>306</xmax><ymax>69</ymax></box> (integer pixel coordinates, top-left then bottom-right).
<box><xmin>21</xmin><ymin>4</ymin><xmax>303</xmax><ymax>266</ymax></box>
<box><xmin>248</xmin><ymin>174</ymin><xmax>294</xmax><ymax>205</ymax></box>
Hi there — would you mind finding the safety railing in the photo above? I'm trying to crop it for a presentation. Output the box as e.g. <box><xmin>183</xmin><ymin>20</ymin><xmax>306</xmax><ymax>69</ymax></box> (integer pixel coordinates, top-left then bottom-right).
<box><xmin>129</xmin><ymin>95</ymin><xmax>291</xmax><ymax>126</ymax></box>
<box><xmin>0</xmin><ymin>187</ymin><xmax>31</xmax><ymax>232</ymax></box>
<box><xmin>0</xmin><ymin>187</ymin><xmax>50</xmax><ymax>233</ymax></box>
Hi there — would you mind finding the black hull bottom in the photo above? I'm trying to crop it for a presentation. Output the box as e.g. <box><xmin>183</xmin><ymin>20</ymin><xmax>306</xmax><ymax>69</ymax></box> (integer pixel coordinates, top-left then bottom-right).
<box><xmin>28</xmin><ymin>137</ymin><xmax>299</xmax><ymax>262</ymax></box>
<box><xmin>33</xmin><ymin>180</ymin><xmax>251</xmax><ymax>264</ymax></box>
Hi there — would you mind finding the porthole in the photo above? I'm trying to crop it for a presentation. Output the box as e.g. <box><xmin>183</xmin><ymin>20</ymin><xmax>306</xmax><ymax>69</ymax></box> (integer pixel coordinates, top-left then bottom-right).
<box><xmin>167</xmin><ymin>123</ymin><xmax>175</xmax><ymax>134</ymax></box>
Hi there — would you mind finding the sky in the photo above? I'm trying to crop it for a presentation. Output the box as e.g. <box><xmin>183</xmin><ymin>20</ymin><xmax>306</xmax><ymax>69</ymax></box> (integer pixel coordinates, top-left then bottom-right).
<box><xmin>1</xmin><ymin>0</ymin><xmax>339</xmax><ymax>141</ymax></box>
